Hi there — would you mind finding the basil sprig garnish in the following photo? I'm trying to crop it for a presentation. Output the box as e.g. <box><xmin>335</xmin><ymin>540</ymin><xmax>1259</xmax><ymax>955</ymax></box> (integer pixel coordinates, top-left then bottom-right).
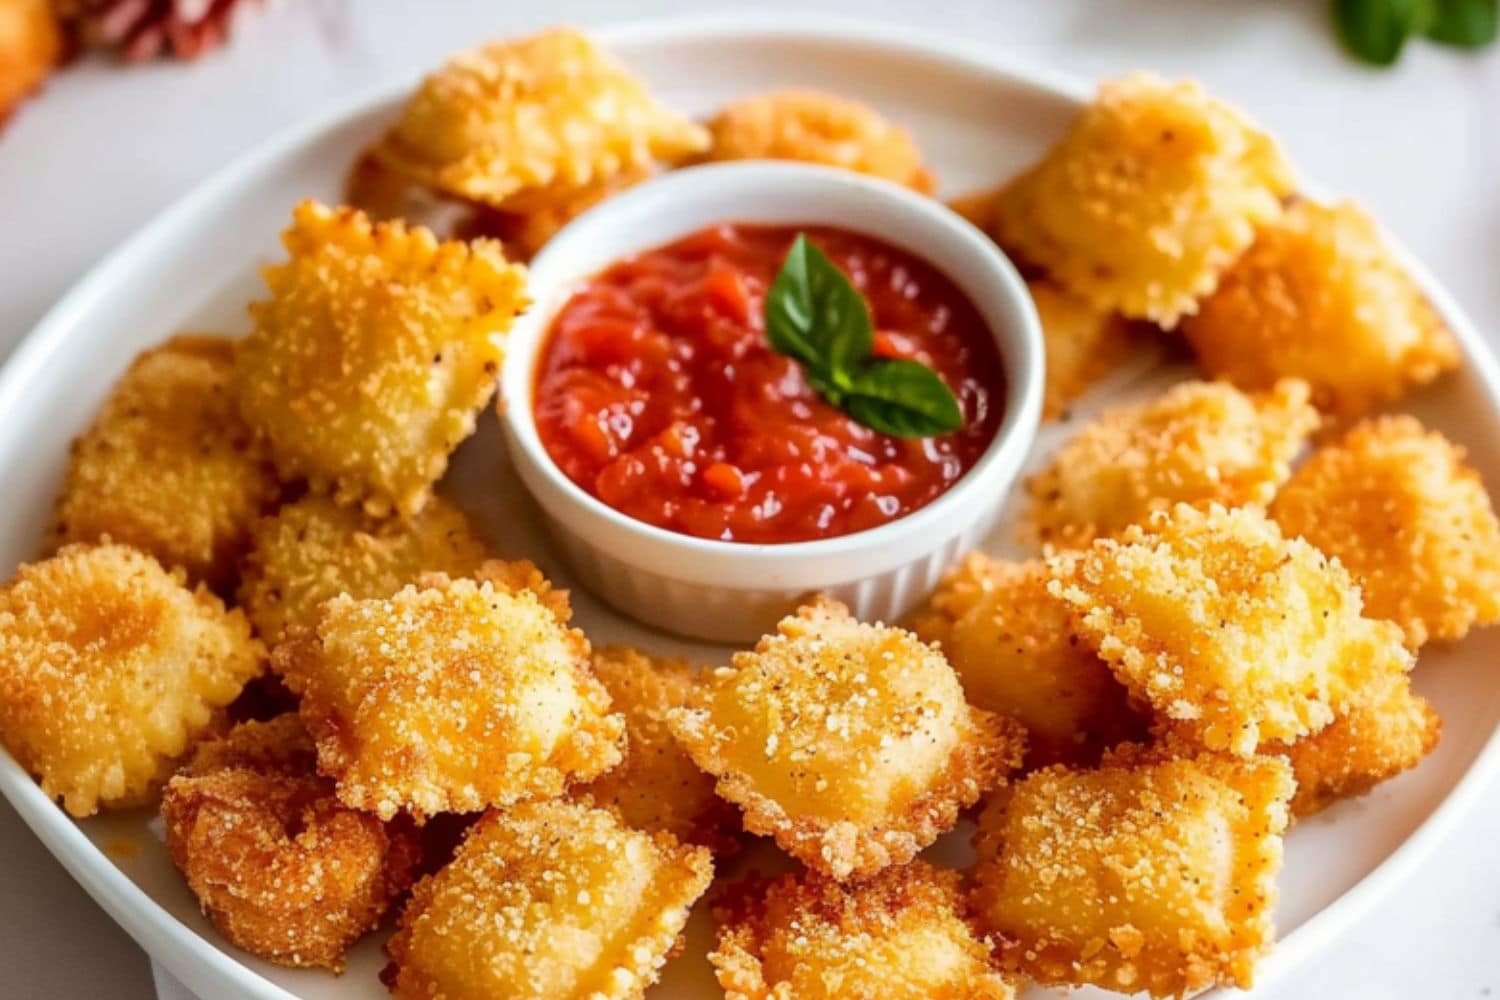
<box><xmin>764</xmin><ymin>234</ymin><xmax>964</xmax><ymax>439</ymax></box>
<box><xmin>1333</xmin><ymin>0</ymin><xmax>1496</xmax><ymax>66</ymax></box>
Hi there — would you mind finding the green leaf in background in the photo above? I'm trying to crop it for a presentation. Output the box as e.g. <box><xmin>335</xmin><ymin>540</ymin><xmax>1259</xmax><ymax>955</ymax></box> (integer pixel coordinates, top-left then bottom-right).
<box><xmin>1426</xmin><ymin>0</ymin><xmax>1498</xmax><ymax>46</ymax></box>
<box><xmin>764</xmin><ymin>234</ymin><xmax>873</xmax><ymax>389</ymax></box>
<box><xmin>844</xmin><ymin>359</ymin><xmax>965</xmax><ymax>439</ymax></box>
<box><xmin>1333</xmin><ymin>0</ymin><xmax>1431</xmax><ymax>64</ymax></box>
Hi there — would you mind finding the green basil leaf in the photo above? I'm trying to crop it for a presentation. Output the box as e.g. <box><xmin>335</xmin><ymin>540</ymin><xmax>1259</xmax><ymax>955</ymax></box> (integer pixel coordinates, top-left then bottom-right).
<box><xmin>843</xmin><ymin>359</ymin><xmax>965</xmax><ymax>438</ymax></box>
<box><xmin>1426</xmin><ymin>0</ymin><xmax>1498</xmax><ymax>46</ymax></box>
<box><xmin>1333</xmin><ymin>0</ymin><xmax>1431</xmax><ymax>64</ymax></box>
<box><xmin>765</xmin><ymin>234</ymin><xmax>872</xmax><ymax>383</ymax></box>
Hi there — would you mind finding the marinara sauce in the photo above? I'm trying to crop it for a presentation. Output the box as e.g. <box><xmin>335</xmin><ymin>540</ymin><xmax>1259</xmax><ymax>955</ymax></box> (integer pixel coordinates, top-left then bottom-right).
<box><xmin>533</xmin><ymin>224</ymin><xmax>1005</xmax><ymax>543</ymax></box>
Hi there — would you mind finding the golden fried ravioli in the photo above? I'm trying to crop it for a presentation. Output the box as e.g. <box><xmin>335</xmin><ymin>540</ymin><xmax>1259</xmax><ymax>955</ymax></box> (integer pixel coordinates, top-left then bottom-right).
<box><xmin>1268</xmin><ymin>669</ymin><xmax>1440</xmax><ymax>818</ymax></box>
<box><xmin>702</xmin><ymin>90</ymin><xmax>935</xmax><ymax>192</ymax></box>
<box><xmin>53</xmin><ymin>336</ymin><xmax>280</xmax><ymax>589</ymax></box>
<box><xmin>914</xmin><ymin>554</ymin><xmax>1145</xmax><ymax>767</ymax></box>
<box><xmin>576</xmin><ymin>646</ymin><xmax>740</xmax><ymax>853</ymax></box>
<box><xmin>275</xmin><ymin>571</ymin><xmax>622</xmax><ymax>819</ymax></box>
<box><xmin>373</xmin><ymin>28</ymin><xmax>706</xmax><ymax>209</ymax></box>
<box><xmin>1028</xmin><ymin>378</ymin><xmax>1318</xmax><ymax>547</ymax></box>
<box><xmin>385</xmin><ymin>800</ymin><xmax>714</xmax><ymax>1000</ymax></box>
<box><xmin>236</xmin><ymin>200</ymin><xmax>526</xmax><ymax>517</ymax></box>
<box><xmin>0</xmin><ymin>0</ymin><xmax>59</xmax><ymax>123</ymax></box>
<box><xmin>1271</xmin><ymin>416</ymin><xmax>1500</xmax><ymax>648</ymax></box>
<box><xmin>970</xmin><ymin>748</ymin><xmax>1293</xmax><ymax>996</ymax></box>
<box><xmin>993</xmin><ymin>72</ymin><xmax>1294</xmax><ymax>326</ymax></box>
<box><xmin>711</xmin><ymin>861</ymin><xmax>1013</xmax><ymax>1000</ymax></box>
<box><xmin>1050</xmin><ymin>504</ymin><xmax>1410</xmax><ymax>755</ymax></box>
<box><xmin>1182</xmin><ymin>200</ymin><xmax>1460</xmax><ymax>419</ymax></box>
<box><xmin>162</xmin><ymin>715</ymin><xmax>419</xmax><ymax>970</ymax></box>
<box><xmin>1027</xmin><ymin>279</ymin><xmax>1142</xmax><ymax>420</ymax></box>
<box><xmin>0</xmin><ymin>544</ymin><xmax>262</xmax><ymax>816</ymax></box>
<box><xmin>669</xmin><ymin>599</ymin><xmax>1025</xmax><ymax>880</ymax></box>
<box><xmin>236</xmin><ymin>494</ymin><xmax>490</xmax><ymax>640</ymax></box>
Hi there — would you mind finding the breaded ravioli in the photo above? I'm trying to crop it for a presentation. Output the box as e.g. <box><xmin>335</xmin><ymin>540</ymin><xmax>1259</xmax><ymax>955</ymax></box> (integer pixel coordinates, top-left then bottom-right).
<box><xmin>236</xmin><ymin>494</ymin><xmax>490</xmax><ymax>640</ymax></box>
<box><xmin>701</xmin><ymin>90</ymin><xmax>935</xmax><ymax>192</ymax></box>
<box><xmin>970</xmin><ymin>747</ymin><xmax>1293</xmax><ymax>997</ymax></box>
<box><xmin>0</xmin><ymin>544</ymin><xmax>262</xmax><ymax>816</ymax></box>
<box><xmin>669</xmin><ymin>598</ymin><xmax>1025</xmax><ymax>880</ymax></box>
<box><xmin>1182</xmin><ymin>200</ymin><xmax>1460</xmax><ymax>419</ymax></box>
<box><xmin>1050</xmin><ymin>504</ymin><xmax>1410</xmax><ymax>755</ymax></box>
<box><xmin>576</xmin><ymin>646</ymin><xmax>740</xmax><ymax>853</ymax></box>
<box><xmin>1027</xmin><ymin>279</ymin><xmax>1142</xmax><ymax>420</ymax></box>
<box><xmin>1271</xmin><ymin>415</ymin><xmax>1500</xmax><ymax>648</ymax></box>
<box><xmin>0</xmin><ymin>0</ymin><xmax>59</xmax><ymax>124</ymax></box>
<box><xmin>992</xmin><ymin>72</ymin><xmax>1294</xmax><ymax>326</ymax></box>
<box><xmin>385</xmin><ymin>800</ymin><xmax>714</xmax><ymax>1000</ymax></box>
<box><xmin>711</xmin><ymin>861</ymin><xmax>1014</xmax><ymax>1000</ymax></box>
<box><xmin>373</xmin><ymin>28</ymin><xmax>706</xmax><ymax>209</ymax></box>
<box><xmin>161</xmin><ymin>715</ymin><xmax>419</xmax><ymax>970</ymax></box>
<box><xmin>235</xmin><ymin>200</ymin><xmax>526</xmax><ymax>517</ymax></box>
<box><xmin>914</xmin><ymin>554</ymin><xmax>1146</xmax><ymax>767</ymax></box>
<box><xmin>52</xmin><ymin>335</ymin><xmax>280</xmax><ymax>589</ymax></box>
<box><xmin>1267</xmin><ymin>669</ymin><xmax>1440</xmax><ymax>818</ymax></box>
<box><xmin>1028</xmin><ymin>378</ymin><xmax>1318</xmax><ymax>547</ymax></box>
<box><xmin>275</xmin><ymin>570</ymin><xmax>621</xmax><ymax>819</ymax></box>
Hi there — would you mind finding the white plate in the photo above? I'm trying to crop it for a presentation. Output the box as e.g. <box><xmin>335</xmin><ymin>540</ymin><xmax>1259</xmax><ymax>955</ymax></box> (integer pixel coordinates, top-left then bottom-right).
<box><xmin>2</xmin><ymin>15</ymin><xmax>1499</xmax><ymax>1000</ymax></box>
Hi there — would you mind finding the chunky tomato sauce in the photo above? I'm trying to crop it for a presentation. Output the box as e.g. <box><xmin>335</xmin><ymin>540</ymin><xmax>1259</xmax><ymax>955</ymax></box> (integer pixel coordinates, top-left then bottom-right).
<box><xmin>533</xmin><ymin>224</ymin><xmax>1005</xmax><ymax>543</ymax></box>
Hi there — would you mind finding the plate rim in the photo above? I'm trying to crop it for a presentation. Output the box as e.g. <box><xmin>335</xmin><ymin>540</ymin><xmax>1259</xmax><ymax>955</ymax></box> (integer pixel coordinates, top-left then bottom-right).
<box><xmin>1</xmin><ymin>13</ymin><xmax>1497</xmax><ymax>1000</ymax></box>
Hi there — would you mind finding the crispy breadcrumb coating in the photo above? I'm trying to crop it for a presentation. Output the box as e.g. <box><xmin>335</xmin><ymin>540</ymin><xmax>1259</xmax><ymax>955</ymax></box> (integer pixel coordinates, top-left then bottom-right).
<box><xmin>52</xmin><ymin>336</ymin><xmax>281</xmax><ymax>589</ymax></box>
<box><xmin>161</xmin><ymin>715</ymin><xmax>419</xmax><ymax>970</ymax></box>
<box><xmin>970</xmin><ymin>747</ymin><xmax>1293</xmax><ymax>996</ymax></box>
<box><xmin>1028</xmin><ymin>378</ymin><xmax>1318</xmax><ymax>548</ymax></box>
<box><xmin>236</xmin><ymin>200</ymin><xmax>526</xmax><ymax>517</ymax></box>
<box><xmin>993</xmin><ymin>73</ymin><xmax>1294</xmax><ymax>327</ymax></box>
<box><xmin>385</xmin><ymin>800</ymin><xmax>714</xmax><ymax>1000</ymax></box>
<box><xmin>1027</xmin><ymin>279</ymin><xmax>1142</xmax><ymax>421</ymax></box>
<box><xmin>1268</xmin><ymin>669</ymin><xmax>1440</xmax><ymax>818</ymax></box>
<box><xmin>373</xmin><ymin>27</ymin><xmax>706</xmax><ymax>209</ymax></box>
<box><xmin>914</xmin><ymin>554</ymin><xmax>1146</xmax><ymax>767</ymax></box>
<box><xmin>1182</xmin><ymin>200</ymin><xmax>1459</xmax><ymax>419</ymax></box>
<box><xmin>576</xmin><ymin>646</ymin><xmax>740</xmax><ymax>853</ymax></box>
<box><xmin>493</xmin><ymin>166</ymin><xmax>654</xmax><ymax>261</ymax></box>
<box><xmin>1271</xmin><ymin>416</ymin><xmax>1500</xmax><ymax>648</ymax></box>
<box><xmin>701</xmin><ymin>90</ymin><xmax>935</xmax><ymax>192</ymax></box>
<box><xmin>0</xmin><ymin>544</ymin><xmax>262</xmax><ymax>816</ymax></box>
<box><xmin>275</xmin><ymin>571</ymin><xmax>621</xmax><ymax>820</ymax></box>
<box><xmin>0</xmin><ymin>0</ymin><xmax>59</xmax><ymax>124</ymax></box>
<box><xmin>1050</xmin><ymin>503</ymin><xmax>1411</xmax><ymax>756</ymax></box>
<box><xmin>669</xmin><ymin>598</ymin><xmax>1026</xmax><ymax>880</ymax></box>
<box><xmin>711</xmin><ymin>861</ymin><xmax>1014</xmax><ymax>1000</ymax></box>
<box><xmin>236</xmin><ymin>494</ymin><xmax>490</xmax><ymax>640</ymax></box>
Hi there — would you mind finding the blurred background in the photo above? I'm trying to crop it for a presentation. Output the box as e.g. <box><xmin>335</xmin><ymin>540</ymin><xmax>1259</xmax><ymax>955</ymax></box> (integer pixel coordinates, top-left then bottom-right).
<box><xmin>0</xmin><ymin>1</ymin><xmax>1495</xmax><ymax>998</ymax></box>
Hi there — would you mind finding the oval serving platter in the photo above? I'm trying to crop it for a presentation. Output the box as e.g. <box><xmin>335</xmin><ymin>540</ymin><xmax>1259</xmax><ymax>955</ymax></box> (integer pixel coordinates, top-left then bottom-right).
<box><xmin>1</xmin><ymin>16</ymin><xmax>1498</xmax><ymax>1000</ymax></box>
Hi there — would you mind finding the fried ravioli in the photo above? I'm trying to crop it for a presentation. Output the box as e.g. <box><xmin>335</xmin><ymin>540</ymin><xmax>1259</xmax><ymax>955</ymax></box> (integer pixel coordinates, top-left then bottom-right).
<box><xmin>914</xmin><ymin>553</ymin><xmax>1146</xmax><ymax>767</ymax></box>
<box><xmin>235</xmin><ymin>200</ymin><xmax>525</xmax><ymax>517</ymax></box>
<box><xmin>1027</xmin><ymin>279</ymin><xmax>1142</xmax><ymax>421</ymax></box>
<box><xmin>992</xmin><ymin>72</ymin><xmax>1294</xmax><ymax>326</ymax></box>
<box><xmin>275</xmin><ymin>570</ymin><xmax>621</xmax><ymax>819</ymax></box>
<box><xmin>1271</xmin><ymin>415</ymin><xmax>1500</xmax><ymax>648</ymax></box>
<box><xmin>1050</xmin><ymin>503</ymin><xmax>1410</xmax><ymax>755</ymax></box>
<box><xmin>701</xmin><ymin>90</ymin><xmax>935</xmax><ymax>192</ymax></box>
<box><xmin>669</xmin><ymin>598</ymin><xmax>1025</xmax><ymax>880</ymax></box>
<box><xmin>1028</xmin><ymin>378</ymin><xmax>1318</xmax><ymax>547</ymax></box>
<box><xmin>711</xmin><ymin>861</ymin><xmax>1014</xmax><ymax>1000</ymax></box>
<box><xmin>161</xmin><ymin>715</ymin><xmax>419</xmax><ymax>970</ymax></box>
<box><xmin>385</xmin><ymin>799</ymin><xmax>713</xmax><ymax>1000</ymax></box>
<box><xmin>1182</xmin><ymin>199</ymin><xmax>1460</xmax><ymax>419</ymax></box>
<box><xmin>373</xmin><ymin>28</ymin><xmax>706</xmax><ymax>209</ymax></box>
<box><xmin>52</xmin><ymin>335</ymin><xmax>281</xmax><ymax>589</ymax></box>
<box><xmin>970</xmin><ymin>747</ymin><xmax>1293</xmax><ymax>996</ymax></box>
<box><xmin>0</xmin><ymin>544</ymin><xmax>262</xmax><ymax>816</ymax></box>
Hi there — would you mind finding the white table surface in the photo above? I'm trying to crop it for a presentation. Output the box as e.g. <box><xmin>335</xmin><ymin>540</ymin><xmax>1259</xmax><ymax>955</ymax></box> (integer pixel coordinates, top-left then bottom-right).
<box><xmin>1</xmin><ymin>1</ymin><xmax>1496</xmax><ymax>997</ymax></box>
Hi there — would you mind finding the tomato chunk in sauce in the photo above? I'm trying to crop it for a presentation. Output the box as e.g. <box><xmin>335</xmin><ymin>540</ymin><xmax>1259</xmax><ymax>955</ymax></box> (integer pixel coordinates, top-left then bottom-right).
<box><xmin>532</xmin><ymin>223</ymin><xmax>1005</xmax><ymax>543</ymax></box>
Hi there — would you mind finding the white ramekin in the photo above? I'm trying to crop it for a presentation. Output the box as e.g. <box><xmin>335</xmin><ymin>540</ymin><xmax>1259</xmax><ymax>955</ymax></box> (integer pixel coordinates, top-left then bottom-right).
<box><xmin>498</xmin><ymin>162</ymin><xmax>1043</xmax><ymax>643</ymax></box>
